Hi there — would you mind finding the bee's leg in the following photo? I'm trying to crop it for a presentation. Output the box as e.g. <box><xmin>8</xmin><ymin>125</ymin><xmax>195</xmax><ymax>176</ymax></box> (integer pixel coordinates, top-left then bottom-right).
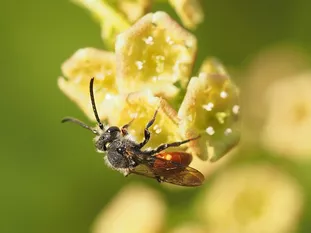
<box><xmin>155</xmin><ymin>176</ymin><xmax>163</xmax><ymax>183</ymax></box>
<box><xmin>121</xmin><ymin>118</ymin><xmax>135</xmax><ymax>136</ymax></box>
<box><xmin>138</xmin><ymin>107</ymin><xmax>159</xmax><ymax>148</ymax></box>
<box><xmin>145</xmin><ymin>136</ymin><xmax>200</xmax><ymax>155</ymax></box>
<box><xmin>123</xmin><ymin>169</ymin><xmax>131</xmax><ymax>177</ymax></box>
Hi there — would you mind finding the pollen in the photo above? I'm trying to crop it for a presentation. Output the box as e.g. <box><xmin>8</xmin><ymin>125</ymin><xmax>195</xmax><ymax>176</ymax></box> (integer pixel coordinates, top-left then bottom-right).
<box><xmin>202</xmin><ymin>102</ymin><xmax>214</xmax><ymax>111</ymax></box>
<box><xmin>153</xmin><ymin>124</ymin><xmax>162</xmax><ymax>134</ymax></box>
<box><xmin>165</xmin><ymin>154</ymin><xmax>173</xmax><ymax>160</ymax></box>
<box><xmin>224</xmin><ymin>128</ymin><xmax>233</xmax><ymax>136</ymax></box>
<box><xmin>143</xmin><ymin>36</ymin><xmax>154</xmax><ymax>45</ymax></box>
<box><xmin>206</xmin><ymin>126</ymin><xmax>215</xmax><ymax>136</ymax></box>
<box><xmin>232</xmin><ymin>105</ymin><xmax>240</xmax><ymax>115</ymax></box>
<box><xmin>166</xmin><ymin>36</ymin><xmax>174</xmax><ymax>45</ymax></box>
<box><xmin>135</xmin><ymin>60</ymin><xmax>144</xmax><ymax>70</ymax></box>
<box><xmin>220</xmin><ymin>91</ymin><xmax>228</xmax><ymax>99</ymax></box>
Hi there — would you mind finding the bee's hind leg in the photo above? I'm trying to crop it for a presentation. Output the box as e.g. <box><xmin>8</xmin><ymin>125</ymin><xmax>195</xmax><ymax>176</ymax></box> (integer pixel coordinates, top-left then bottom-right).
<box><xmin>122</xmin><ymin>169</ymin><xmax>131</xmax><ymax>177</ymax></box>
<box><xmin>145</xmin><ymin>136</ymin><xmax>200</xmax><ymax>155</ymax></box>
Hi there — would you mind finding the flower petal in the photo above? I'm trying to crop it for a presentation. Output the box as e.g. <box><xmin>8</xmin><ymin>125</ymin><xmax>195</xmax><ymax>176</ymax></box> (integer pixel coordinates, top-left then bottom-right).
<box><xmin>109</xmin><ymin>90</ymin><xmax>185</xmax><ymax>150</ymax></box>
<box><xmin>169</xmin><ymin>0</ymin><xmax>204</xmax><ymax>29</ymax></box>
<box><xmin>117</xmin><ymin>0</ymin><xmax>152</xmax><ymax>23</ymax></box>
<box><xmin>116</xmin><ymin>11</ymin><xmax>197</xmax><ymax>98</ymax></box>
<box><xmin>199</xmin><ymin>164</ymin><xmax>303</xmax><ymax>233</ymax></box>
<box><xmin>72</xmin><ymin>0</ymin><xmax>131</xmax><ymax>49</ymax></box>
<box><xmin>241</xmin><ymin>46</ymin><xmax>310</xmax><ymax>145</ymax></box>
<box><xmin>261</xmin><ymin>72</ymin><xmax>311</xmax><ymax>160</ymax></box>
<box><xmin>178</xmin><ymin>58</ymin><xmax>240</xmax><ymax>161</ymax></box>
<box><xmin>92</xmin><ymin>184</ymin><xmax>165</xmax><ymax>233</ymax></box>
<box><xmin>58</xmin><ymin>48</ymin><xmax>121</xmax><ymax>123</ymax></box>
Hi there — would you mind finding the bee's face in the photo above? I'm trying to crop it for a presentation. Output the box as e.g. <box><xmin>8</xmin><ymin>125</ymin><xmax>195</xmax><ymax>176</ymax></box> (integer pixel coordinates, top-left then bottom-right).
<box><xmin>95</xmin><ymin>126</ymin><xmax>121</xmax><ymax>151</ymax></box>
<box><xmin>103</xmin><ymin>126</ymin><xmax>121</xmax><ymax>141</ymax></box>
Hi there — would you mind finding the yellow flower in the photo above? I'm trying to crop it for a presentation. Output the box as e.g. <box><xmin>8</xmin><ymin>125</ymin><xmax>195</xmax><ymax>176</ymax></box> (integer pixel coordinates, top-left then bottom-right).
<box><xmin>116</xmin><ymin>11</ymin><xmax>197</xmax><ymax>99</ymax></box>
<box><xmin>261</xmin><ymin>72</ymin><xmax>311</xmax><ymax>159</ymax></box>
<box><xmin>178</xmin><ymin>58</ymin><xmax>240</xmax><ymax>161</ymax></box>
<box><xmin>199</xmin><ymin>164</ymin><xmax>303</xmax><ymax>233</ymax></box>
<box><xmin>59</xmin><ymin>7</ymin><xmax>238</xmax><ymax>161</ymax></box>
<box><xmin>117</xmin><ymin>0</ymin><xmax>152</xmax><ymax>23</ymax></box>
<box><xmin>168</xmin><ymin>0</ymin><xmax>204</xmax><ymax>29</ymax></box>
<box><xmin>72</xmin><ymin>0</ymin><xmax>131</xmax><ymax>49</ymax></box>
<box><xmin>109</xmin><ymin>90</ymin><xmax>185</xmax><ymax>150</ymax></box>
<box><xmin>92</xmin><ymin>184</ymin><xmax>165</xmax><ymax>233</ymax></box>
<box><xmin>58</xmin><ymin>48</ymin><xmax>122</xmax><ymax>123</ymax></box>
<box><xmin>241</xmin><ymin>46</ymin><xmax>309</xmax><ymax>146</ymax></box>
<box><xmin>72</xmin><ymin>0</ymin><xmax>203</xmax><ymax>49</ymax></box>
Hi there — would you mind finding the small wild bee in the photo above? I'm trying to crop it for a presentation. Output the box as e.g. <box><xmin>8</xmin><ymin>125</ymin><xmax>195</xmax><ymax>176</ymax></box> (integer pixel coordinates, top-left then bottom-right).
<box><xmin>62</xmin><ymin>78</ymin><xmax>204</xmax><ymax>187</ymax></box>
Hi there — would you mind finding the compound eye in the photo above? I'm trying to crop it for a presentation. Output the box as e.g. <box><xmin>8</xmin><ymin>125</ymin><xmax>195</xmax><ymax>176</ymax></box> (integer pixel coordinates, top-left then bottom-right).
<box><xmin>107</xmin><ymin>126</ymin><xmax>120</xmax><ymax>133</ymax></box>
<box><xmin>117</xmin><ymin>147</ymin><xmax>123</xmax><ymax>154</ymax></box>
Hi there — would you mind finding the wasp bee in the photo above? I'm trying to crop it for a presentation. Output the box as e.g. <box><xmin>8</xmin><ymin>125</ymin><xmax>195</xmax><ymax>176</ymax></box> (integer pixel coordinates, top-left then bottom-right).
<box><xmin>62</xmin><ymin>78</ymin><xmax>204</xmax><ymax>187</ymax></box>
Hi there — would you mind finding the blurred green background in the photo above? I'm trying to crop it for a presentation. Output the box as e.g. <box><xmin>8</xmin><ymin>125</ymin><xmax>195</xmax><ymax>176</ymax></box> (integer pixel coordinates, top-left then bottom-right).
<box><xmin>1</xmin><ymin>1</ymin><xmax>311</xmax><ymax>233</ymax></box>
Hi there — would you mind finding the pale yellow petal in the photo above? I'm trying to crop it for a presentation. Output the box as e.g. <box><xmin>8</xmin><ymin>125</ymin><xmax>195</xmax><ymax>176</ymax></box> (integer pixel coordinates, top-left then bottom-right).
<box><xmin>116</xmin><ymin>11</ymin><xmax>197</xmax><ymax>98</ymax></box>
<box><xmin>241</xmin><ymin>46</ymin><xmax>310</xmax><ymax>146</ymax></box>
<box><xmin>92</xmin><ymin>184</ymin><xmax>165</xmax><ymax>233</ymax></box>
<box><xmin>261</xmin><ymin>72</ymin><xmax>311</xmax><ymax>160</ymax></box>
<box><xmin>199</xmin><ymin>164</ymin><xmax>304</xmax><ymax>233</ymax></box>
<box><xmin>178</xmin><ymin>58</ymin><xmax>240</xmax><ymax>161</ymax></box>
<box><xmin>109</xmin><ymin>90</ymin><xmax>185</xmax><ymax>150</ymax></box>
<box><xmin>72</xmin><ymin>0</ymin><xmax>130</xmax><ymax>48</ymax></box>
<box><xmin>169</xmin><ymin>0</ymin><xmax>204</xmax><ymax>29</ymax></box>
<box><xmin>58</xmin><ymin>48</ymin><xmax>121</xmax><ymax>123</ymax></box>
<box><xmin>117</xmin><ymin>0</ymin><xmax>152</xmax><ymax>23</ymax></box>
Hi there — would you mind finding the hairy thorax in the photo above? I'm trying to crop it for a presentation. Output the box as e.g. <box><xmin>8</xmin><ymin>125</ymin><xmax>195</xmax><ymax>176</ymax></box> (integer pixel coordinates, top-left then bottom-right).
<box><xmin>106</xmin><ymin>138</ymin><xmax>138</xmax><ymax>169</ymax></box>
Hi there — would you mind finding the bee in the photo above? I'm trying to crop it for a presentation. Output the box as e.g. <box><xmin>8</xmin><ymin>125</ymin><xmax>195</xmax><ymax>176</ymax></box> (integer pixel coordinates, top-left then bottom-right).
<box><xmin>62</xmin><ymin>78</ymin><xmax>204</xmax><ymax>187</ymax></box>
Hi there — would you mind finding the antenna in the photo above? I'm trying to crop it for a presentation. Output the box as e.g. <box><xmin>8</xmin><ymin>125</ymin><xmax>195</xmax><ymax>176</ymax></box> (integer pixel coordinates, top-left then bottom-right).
<box><xmin>61</xmin><ymin>117</ymin><xmax>99</xmax><ymax>135</ymax></box>
<box><xmin>90</xmin><ymin>78</ymin><xmax>104</xmax><ymax>130</ymax></box>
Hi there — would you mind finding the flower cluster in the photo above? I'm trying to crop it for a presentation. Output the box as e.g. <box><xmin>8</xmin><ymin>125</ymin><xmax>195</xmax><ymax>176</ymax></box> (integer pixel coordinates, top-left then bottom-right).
<box><xmin>58</xmin><ymin>2</ymin><xmax>240</xmax><ymax>162</ymax></box>
<box><xmin>58</xmin><ymin>3</ymin><xmax>308</xmax><ymax>233</ymax></box>
<box><xmin>72</xmin><ymin>0</ymin><xmax>204</xmax><ymax>49</ymax></box>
